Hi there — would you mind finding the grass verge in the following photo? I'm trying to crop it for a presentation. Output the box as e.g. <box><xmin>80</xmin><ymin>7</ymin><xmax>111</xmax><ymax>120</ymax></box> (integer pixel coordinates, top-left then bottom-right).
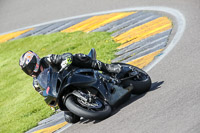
<box><xmin>0</xmin><ymin>31</ymin><xmax>120</xmax><ymax>133</ymax></box>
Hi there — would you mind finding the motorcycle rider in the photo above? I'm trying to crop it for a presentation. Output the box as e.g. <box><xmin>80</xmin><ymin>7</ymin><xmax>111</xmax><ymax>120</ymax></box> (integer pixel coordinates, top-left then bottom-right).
<box><xmin>19</xmin><ymin>50</ymin><xmax>122</xmax><ymax>123</ymax></box>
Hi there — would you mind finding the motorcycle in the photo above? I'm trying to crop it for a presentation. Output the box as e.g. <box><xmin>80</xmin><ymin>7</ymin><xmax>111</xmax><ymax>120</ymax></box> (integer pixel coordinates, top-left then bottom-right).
<box><xmin>36</xmin><ymin>48</ymin><xmax>151</xmax><ymax>121</ymax></box>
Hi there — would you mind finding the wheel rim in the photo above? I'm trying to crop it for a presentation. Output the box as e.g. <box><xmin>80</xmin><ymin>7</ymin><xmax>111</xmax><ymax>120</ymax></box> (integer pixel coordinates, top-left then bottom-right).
<box><xmin>77</xmin><ymin>97</ymin><xmax>103</xmax><ymax>109</ymax></box>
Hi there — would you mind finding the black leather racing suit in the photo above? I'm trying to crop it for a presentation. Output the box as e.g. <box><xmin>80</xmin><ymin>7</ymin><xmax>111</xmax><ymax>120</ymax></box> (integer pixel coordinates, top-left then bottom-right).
<box><xmin>33</xmin><ymin>52</ymin><xmax>121</xmax><ymax>123</ymax></box>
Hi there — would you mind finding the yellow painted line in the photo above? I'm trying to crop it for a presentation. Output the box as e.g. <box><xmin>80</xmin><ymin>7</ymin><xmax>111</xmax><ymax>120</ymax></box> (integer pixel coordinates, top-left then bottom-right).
<box><xmin>61</xmin><ymin>13</ymin><xmax>118</xmax><ymax>32</ymax></box>
<box><xmin>127</xmin><ymin>49</ymin><xmax>163</xmax><ymax>69</ymax></box>
<box><xmin>0</xmin><ymin>28</ymin><xmax>33</xmax><ymax>43</ymax></box>
<box><xmin>33</xmin><ymin>122</ymin><xmax>68</xmax><ymax>133</ymax></box>
<box><xmin>114</xmin><ymin>17</ymin><xmax>172</xmax><ymax>49</ymax></box>
<box><xmin>84</xmin><ymin>12</ymin><xmax>135</xmax><ymax>32</ymax></box>
<box><xmin>61</xmin><ymin>12</ymin><xmax>135</xmax><ymax>33</ymax></box>
<box><xmin>117</xmin><ymin>21</ymin><xmax>171</xmax><ymax>44</ymax></box>
<box><xmin>119</xmin><ymin>24</ymin><xmax>171</xmax><ymax>49</ymax></box>
<box><xmin>114</xmin><ymin>17</ymin><xmax>171</xmax><ymax>42</ymax></box>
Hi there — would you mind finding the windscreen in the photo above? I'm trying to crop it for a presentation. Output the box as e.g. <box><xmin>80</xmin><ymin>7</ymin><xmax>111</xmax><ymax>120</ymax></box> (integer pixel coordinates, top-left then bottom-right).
<box><xmin>36</xmin><ymin>68</ymin><xmax>49</xmax><ymax>91</ymax></box>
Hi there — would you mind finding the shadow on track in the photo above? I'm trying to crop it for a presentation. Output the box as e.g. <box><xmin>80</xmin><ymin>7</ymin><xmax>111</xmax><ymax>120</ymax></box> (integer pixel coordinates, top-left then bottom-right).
<box><xmin>78</xmin><ymin>81</ymin><xmax>164</xmax><ymax>124</ymax></box>
<box><xmin>149</xmin><ymin>81</ymin><xmax>164</xmax><ymax>92</ymax></box>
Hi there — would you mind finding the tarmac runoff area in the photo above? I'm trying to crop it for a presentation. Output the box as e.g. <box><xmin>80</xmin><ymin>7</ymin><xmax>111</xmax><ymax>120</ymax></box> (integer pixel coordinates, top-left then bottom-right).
<box><xmin>0</xmin><ymin>7</ymin><xmax>185</xmax><ymax>133</ymax></box>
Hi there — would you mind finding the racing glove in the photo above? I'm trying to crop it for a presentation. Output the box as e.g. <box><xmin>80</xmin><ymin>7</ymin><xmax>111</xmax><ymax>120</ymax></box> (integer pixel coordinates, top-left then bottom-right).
<box><xmin>45</xmin><ymin>53</ymin><xmax>73</xmax><ymax>71</ymax></box>
<box><xmin>59</xmin><ymin>55</ymin><xmax>73</xmax><ymax>72</ymax></box>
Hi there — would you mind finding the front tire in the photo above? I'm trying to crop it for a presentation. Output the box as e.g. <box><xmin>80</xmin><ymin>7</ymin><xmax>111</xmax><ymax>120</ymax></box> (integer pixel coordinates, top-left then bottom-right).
<box><xmin>65</xmin><ymin>95</ymin><xmax>112</xmax><ymax>120</ymax></box>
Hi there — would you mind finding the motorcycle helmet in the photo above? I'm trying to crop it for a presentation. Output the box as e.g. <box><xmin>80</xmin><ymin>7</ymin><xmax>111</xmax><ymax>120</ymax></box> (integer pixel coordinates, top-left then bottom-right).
<box><xmin>19</xmin><ymin>50</ymin><xmax>40</xmax><ymax>76</ymax></box>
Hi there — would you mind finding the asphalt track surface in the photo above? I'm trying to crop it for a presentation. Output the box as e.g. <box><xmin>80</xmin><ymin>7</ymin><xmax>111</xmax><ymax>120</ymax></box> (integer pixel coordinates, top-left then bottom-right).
<box><xmin>1</xmin><ymin>0</ymin><xmax>200</xmax><ymax>133</ymax></box>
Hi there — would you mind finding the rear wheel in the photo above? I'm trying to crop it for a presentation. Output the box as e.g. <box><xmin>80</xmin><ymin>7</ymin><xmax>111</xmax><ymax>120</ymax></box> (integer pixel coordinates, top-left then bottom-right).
<box><xmin>115</xmin><ymin>63</ymin><xmax>152</xmax><ymax>95</ymax></box>
<box><xmin>65</xmin><ymin>90</ymin><xmax>112</xmax><ymax>120</ymax></box>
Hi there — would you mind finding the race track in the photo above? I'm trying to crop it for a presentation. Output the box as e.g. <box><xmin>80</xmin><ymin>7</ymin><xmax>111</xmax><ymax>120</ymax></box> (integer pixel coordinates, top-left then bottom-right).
<box><xmin>1</xmin><ymin>0</ymin><xmax>200</xmax><ymax>133</ymax></box>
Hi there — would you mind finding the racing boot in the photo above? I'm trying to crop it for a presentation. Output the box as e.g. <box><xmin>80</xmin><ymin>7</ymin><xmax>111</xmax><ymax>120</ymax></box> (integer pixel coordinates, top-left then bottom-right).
<box><xmin>64</xmin><ymin>111</ymin><xmax>80</xmax><ymax>123</ymax></box>
<box><xmin>91</xmin><ymin>60</ymin><xmax>133</xmax><ymax>79</ymax></box>
<box><xmin>91</xmin><ymin>60</ymin><xmax>121</xmax><ymax>74</ymax></box>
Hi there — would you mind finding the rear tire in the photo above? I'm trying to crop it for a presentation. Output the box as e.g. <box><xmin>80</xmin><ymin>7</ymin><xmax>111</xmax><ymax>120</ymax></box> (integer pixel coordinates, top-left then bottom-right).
<box><xmin>115</xmin><ymin>63</ymin><xmax>151</xmax><ymax>95</ymax></box>
<box><xmin>122</xmin><ymin>77</ymin><xmax>151</xmax><ymax>95</ymax></box>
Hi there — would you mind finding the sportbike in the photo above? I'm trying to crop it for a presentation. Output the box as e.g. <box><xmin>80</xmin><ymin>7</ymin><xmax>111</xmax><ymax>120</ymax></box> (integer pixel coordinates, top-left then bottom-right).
<box><xmin>37</xmin><ymin>48</ymin><xmax>151</xmax><ymax>120</ymax></box>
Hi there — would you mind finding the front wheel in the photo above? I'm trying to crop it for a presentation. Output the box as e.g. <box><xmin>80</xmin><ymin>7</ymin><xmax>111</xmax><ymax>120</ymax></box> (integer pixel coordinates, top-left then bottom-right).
<box><xmin>65</xmin><ymin>94</ymin><xmax>112</xmax><ymax>120</ymax></box>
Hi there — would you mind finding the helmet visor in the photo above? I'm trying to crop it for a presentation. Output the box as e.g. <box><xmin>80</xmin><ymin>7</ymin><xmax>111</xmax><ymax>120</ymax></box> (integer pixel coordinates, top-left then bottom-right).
<box><xmin>22</xmin><ymin>56</ymin><xmax>37</xmax><ymax>76</ymax></box>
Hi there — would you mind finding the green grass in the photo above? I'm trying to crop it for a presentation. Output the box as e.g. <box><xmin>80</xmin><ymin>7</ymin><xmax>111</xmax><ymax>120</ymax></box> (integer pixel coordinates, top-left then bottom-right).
<box><xmin>0</xmin><ymin>31</ymin><xmax>120</xmax><ymax>133</ymax></box>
